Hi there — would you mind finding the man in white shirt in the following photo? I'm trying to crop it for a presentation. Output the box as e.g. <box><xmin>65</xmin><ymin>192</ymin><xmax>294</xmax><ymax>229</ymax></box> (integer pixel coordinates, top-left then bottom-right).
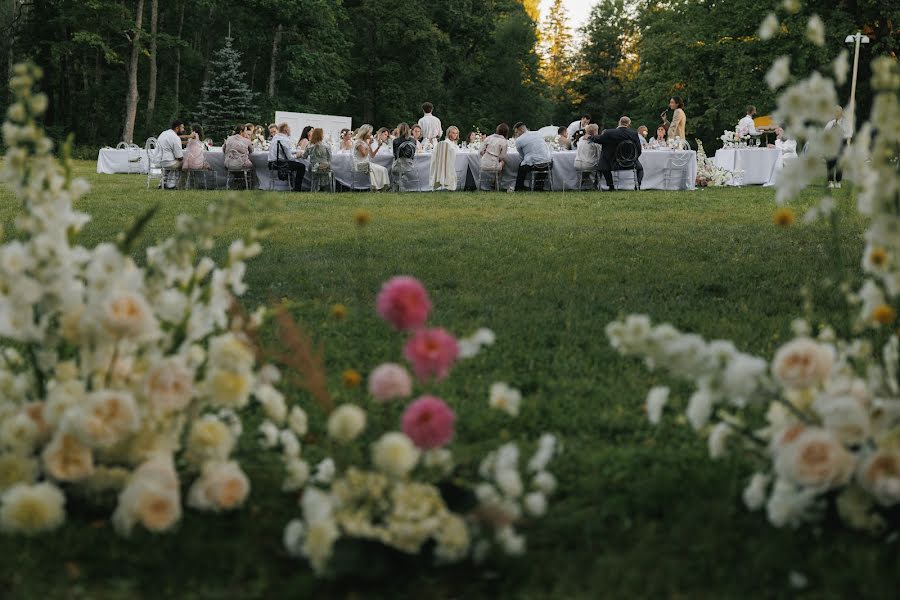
<box><xmin>737</xmin><ymin>106</ymin><xmax>758</xmax><ymax>136</ymax></box>
<box><xmin>157</xmin><ymin>120</ymin><xmax>185</xmax><ymax>189</ymax></box>
<box><xmin>513</xmin><ymin>122</ymin><xmax>553</xmax><ymax>191</ymax></box>
<box><xmin>567</xmin><ymin>114</ymin><xmax>591</xmax><ymax>140</ymax></box>
<box><xmin>418</xmin><ymin>102</ymin><xmax>443</xmax><ymax>144</ymax></box>
<box><xmin>268</xmin><ymin>123</ymin><xmax>305</xmax><ymax>191</ymax></box>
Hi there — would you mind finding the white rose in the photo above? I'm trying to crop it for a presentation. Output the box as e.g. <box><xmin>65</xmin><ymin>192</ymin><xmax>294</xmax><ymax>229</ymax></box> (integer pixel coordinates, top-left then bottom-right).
<box><xmin>144</xmin><ymin>358</ymin><xmax>194</xmax><ymax>414</ymax></box>
<box><xmin>73</xmin><ymin>390</ymin><xmax>141</xmax><ymax>448</ymax></box>
<box><xmin>772</xmin><ymin>338</ymin><xmax>834</xmax><ymax>389</ymax></box>
<box><xmin>187</xmin><ymin>460</ymin><xmax>250</xmax><ymax>512</ymax></box>
<box><xmin>282</xmin><ymin>458</ymin><xmax>311</xmax><ymax>492</ymax></box>
<box><xmin>858</xmin><ymin>450</ymin><xmax>900</xmax><ymax>506</ymax></box>
<box><xmin>774</xmin><ymin>427</ymin><xmax>855</xmax><ymax>490</ymax></box>
<box><xmin>523</xmin><ymin>491</ymin><xmax>547</xmax><ymax>517</ymax></box>
<box><xmin>98</xmin><ymin>291</ymin><xmax>157</xmax><ymax>339</ymax></box>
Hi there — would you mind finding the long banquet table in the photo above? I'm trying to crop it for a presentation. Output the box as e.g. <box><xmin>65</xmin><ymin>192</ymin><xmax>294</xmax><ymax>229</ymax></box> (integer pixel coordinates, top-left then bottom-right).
<box><xmin>97</xmin><ymin>146</ymin><xmax>698</xmax><ymax>191</ymax></box>
<box><xmin>714</xmin><ymin>147</ymin><xmax>780</xmax><ymax>186</ymax></box>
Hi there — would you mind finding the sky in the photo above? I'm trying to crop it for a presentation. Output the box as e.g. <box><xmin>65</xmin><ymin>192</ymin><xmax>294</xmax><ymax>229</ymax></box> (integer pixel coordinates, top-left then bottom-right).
<box><xmin>539</xmin><ymin>0</ymin><xmax>596</xmax><ymax>32</ymax></box>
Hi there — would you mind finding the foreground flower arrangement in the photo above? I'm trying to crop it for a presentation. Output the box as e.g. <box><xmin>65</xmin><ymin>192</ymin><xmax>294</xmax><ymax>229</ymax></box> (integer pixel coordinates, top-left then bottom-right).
<box><xmin>0</xmin><ymin>64</ymin><xmax>270</xmax><ymax>535</ymax></box>
<box><xmin>261</xmin><ymin>276</ymin><xmax>559</xmax><ymax>575</ymax></box>
<box><xmin>608</xmin><ymin>4</ymin><xmax>900</xmax><ymax>533</ymax></box>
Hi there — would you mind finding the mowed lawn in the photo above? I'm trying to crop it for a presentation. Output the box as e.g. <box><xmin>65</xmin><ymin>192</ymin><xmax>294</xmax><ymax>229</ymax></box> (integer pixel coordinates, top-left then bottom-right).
<box><xmin>2</xmin><ymin>161</ymin><xmax>890</xmax><ymax>599</ymax></box>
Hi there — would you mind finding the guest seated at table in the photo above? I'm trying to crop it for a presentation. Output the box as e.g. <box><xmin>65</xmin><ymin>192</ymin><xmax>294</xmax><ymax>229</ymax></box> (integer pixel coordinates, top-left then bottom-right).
<box><xmin>158</xmin><ymin>119</ymin><xmax>185</xmax><ymax>188</ymax></box>
<box><xmin>768</xmin><ymin>126</ymin><xmax>797</xmax><ymax>155</ymax></box>
<box><xmin>371</xmin><ymin>127</ymin><xmax>391</xmax><ymax>154</ymax></box>
<box><xmin>183</xmin><ymin>123</ymin><xmax>211</xmax><ymax>171</ymax></box>
<box><xmin>353</xmin><ymin>124</ymin><xmax>390</xmax><ymax>190</ymax></box>
<box><xmin>587</xmin><ymin>116</ymin><xmax>643</xmax><ymax>191</ymax></box>
<box><xmin>339</xmin><ymin>128</ymin><xmax>353</xmax><ymax>151</ymax></box>
<box><xmin>268</xmin><ymin>124</ymin><xmax>278</xmax><ymax>140</ymax></box>
<box><xmin>466</xmin><ymin>131</ymin><xmax>478</xmax><ymax>146</ymax></box>
<box><xmin>410</xmin><ymin>124</ymin><xmax>424</xmax><ymax>149</ymax></box>
<box><xmin>637</xmin><ymin>125</ymin><xmax>649</xmax><ymax>146</ymax></box>
<box><xmin>304</xmin><ymin>128</ymin><xmax>332</xmax><ymax>173</ymax></box>
<box><xmin>737</xmin><ymin>106</ymin><xmax>759</xmax><ymax>136</ymax></box>
<box><xmin>445</xmin><ymin>126</ymin><xmax>460</xmax><ymax>144</ymax></box>
<box><xmin>223</xmin><ymin>124</ymin><xmax>254</xmax><ymax>171</ymax></box>
<box><xmin>269</xmin><ymin>123</ymin><xmax>306</xmax><ymax>191</ymax></box>
<box><xmin>557</xmin><ymin>127</ymin><xmax>572</xmax><ymax>150</ymax></box>
<box><xmin>649</xmin><ymin>125</ymin><xmax>667</xmax><ymax>148</ymax></box>
<box><xmin>391</xmin><ymin>122</ymin><xmax>417</xmax><ymax>183</ymax></box>
<box><xmin>480</xmin><ymin>123</ymin><xmax>508</xmax><ymax>172</ymax></box>
<box><xmin>513</xmin><ymin>122</ymin><xmax>552</xmax><ymax>192</ymax></box>
<box><xmin>296</xmin><ymin>126</ymin><xmax>313</xmax><ymax>153</ymax></box>
<box><xmin>431</xmin><ymin>127</ymin><xmax>460</xmax><ymax>190</ymax></box>
<box><xmin>575</xmin><ymin>124</ymin><xmax>600</xmax><ymax>172</ymax></box>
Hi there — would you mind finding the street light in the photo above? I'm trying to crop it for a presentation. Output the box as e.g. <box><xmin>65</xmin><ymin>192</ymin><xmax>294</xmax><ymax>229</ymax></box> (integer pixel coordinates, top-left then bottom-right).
<box><xmin>844</xmin><ymin>32</ymin><xmax>870</xmax><ymax>137</ymax></box>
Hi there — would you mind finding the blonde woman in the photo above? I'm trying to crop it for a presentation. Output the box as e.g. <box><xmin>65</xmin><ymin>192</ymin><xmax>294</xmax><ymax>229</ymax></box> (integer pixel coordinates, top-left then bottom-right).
<box><xmin>445</xmin><ymin>126</ymin><xmax>460</xmax><ymax>144</ymax></box>
<box><xmin>353</xmin><ymin>124</ymin><xmax>390</xmax><ymax>190</ymax></box>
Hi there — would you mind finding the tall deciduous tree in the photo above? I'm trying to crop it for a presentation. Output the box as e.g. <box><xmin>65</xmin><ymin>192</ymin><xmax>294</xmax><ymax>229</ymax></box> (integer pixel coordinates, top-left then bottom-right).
<box><xmin>121</xmin><ymin>0</ymin><xmax>144</xmax><ymax>143</ymax></box>
<box><xmin>145</xmin><ymin>0</ymin><xmax>158</xmax><ymax>129</ymax></box>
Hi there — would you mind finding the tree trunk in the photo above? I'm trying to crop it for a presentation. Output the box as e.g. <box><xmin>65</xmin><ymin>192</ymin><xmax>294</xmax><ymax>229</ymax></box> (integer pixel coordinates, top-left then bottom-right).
<box><xmin>173</xmin><ymin>0</ymin><xmax>185</xmax><ymax>116</ymax></box>
<box><xmin>145</xmin><ymin>0</ymin><xmax>158</xmax><ymax>130</ymax></box>
<box><xmin>267</xmin><ymin>24</ymin><xmax>282</xmax><ymax>98</ymax></box>
<box><xmin>122</xmin><ymin>0</ymin><xmax>145</xmax><ymax>144</ymax></box>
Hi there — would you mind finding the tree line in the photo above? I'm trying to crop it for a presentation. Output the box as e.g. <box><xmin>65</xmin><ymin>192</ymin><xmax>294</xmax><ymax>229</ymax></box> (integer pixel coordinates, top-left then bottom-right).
<box><xmin>0</xmin><ymin>0</ymin><xmax>894</xmax><ymax>152</ymax></box>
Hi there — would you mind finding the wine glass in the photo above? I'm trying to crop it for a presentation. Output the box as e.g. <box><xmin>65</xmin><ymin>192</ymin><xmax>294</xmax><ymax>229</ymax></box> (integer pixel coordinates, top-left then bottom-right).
<box><xmin>755</xmin><ymin>138</ymin><xmax>761</xmax><ymax>148</ymax></box>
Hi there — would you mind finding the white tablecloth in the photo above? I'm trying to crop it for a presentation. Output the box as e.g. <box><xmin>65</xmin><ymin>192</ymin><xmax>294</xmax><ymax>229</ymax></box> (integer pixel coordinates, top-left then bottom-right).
<box><xmin>714</xmin><ymin>148</ymin><xmax>780</xmax><ymax>186</ymax></box>
<box><xmin>96</xmin><ymin>148</ymin><xmax>148</xmax><ymax>174</ymax></box>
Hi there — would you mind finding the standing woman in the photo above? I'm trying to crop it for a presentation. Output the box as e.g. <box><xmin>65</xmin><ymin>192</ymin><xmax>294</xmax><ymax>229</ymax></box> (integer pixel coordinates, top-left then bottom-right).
<box><xmin>353</xmin><ymin>124</ymin><xmax>390</xmax><ymax>190</ymax></box>
<box><xmin>664</xmin><ymin>96</ymin><xmax>686</xmax><ymax>141</ymax></box>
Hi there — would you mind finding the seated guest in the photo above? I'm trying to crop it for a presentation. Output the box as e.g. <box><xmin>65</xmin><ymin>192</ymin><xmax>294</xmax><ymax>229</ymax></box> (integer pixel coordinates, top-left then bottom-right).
<box><xmin>353</xmin><ymin>124</ymin><xmax>390</xmax><ymax>190</ymax></box>
<box><xmin>651</xmin><ymin>125</ymin><xmax>667</xmax><ymax>147</ymax></box>
<box><xmin>410</xmin><ymin>124</ymin><xmax>424</xmax><ymax>149</ymax></box>
<box><xmin>223</xmin><ymin>124</ymin><xmax>254</xmax><ymax>171</ymax></box>
<box><xmin>391</xmin><ymin>122</ymin><xmax>417</xmax><ymax>183</ymax></box>
<box><xmin>768</xmin><ymin>127</ymin><xmax>797</xmax><ymax>155</ymax></box>
<box><xmin>268</xmin><ymin>123</ymin><xmax>306</xmax><ymax>191</ymax></box>
<box><xmin>737</xmin><ymin>105</ymin><xmax>758</xmax><ymax>135</ymax></box>
<box><xmin>480</xmin><ymin>123</ymin><xmax>509</xmax><ymax>172</ymax></box>
<box><xmin>557</xmin><ymin>126</ymin><xmax>572</xmax><ymax>150</ymax></box>
<box><xmin>183</xmin><ymin>123</ymin><xmax>211</xmax><ymax>170</ymax></box>
<box><xmin>158</xmin><ymin>119</ymin><xmax>185</xmax><ymax>188</ymax></box>
<box><xmin>466</xmin><ymin>131</ymin><xmax>478</xmax><ymax>146</ymax></box>
<box><xmin>268</xmin><ymin>124</ymin><xmax>278</xmax><ymax>140</ymax></box>
<box><xmin>445</xmin><ymin>126</ymin><xmax>460</xmax><ymax>144</ymax></box>
<box><xmin>339</xmin><ymin>128</ymin><xmax>353</xmax><ymax>151</ymax></box>
<box><xmin>513</xmin><ymin>122</ymin><xmax>552</xmax><ymax>191</ymax></box>
<box><xmin>391</xmin><ymin>127</ymin><xmax>400</xmax><ymax>139</ymax></box>
<box><xmin>431</xmin><ymin>127</ymin><xmax>460</xmax><ymax>190</ymax></box>
<box><xmin>637</xmin><ymin>125</ymin><xmax>649</xmax><ymax>146</ymax></box>
<box><xmin>567</xmin><ymin>115</ymin><xmax>591</xmax><ymax>139</ymax></box>
<box><xmin>303</xmin><ymin>127</ymin><xmax>332</xmax><ymax>173</ymax></box>
<box><xmin>371</xmin><ymin>127</ymin><xmax>391</xmax><ymax>154</ymax></box>
<box><xmin>587</xmin><ymin>116</ymin><xmax>643</xmax><ymax>191</ymax></box>
<box><xmin>296</xmin><ymin>126</ymin><xmax>313</xmax><ymax>153</ymax></box>
<box><xmin>574</xmin><ymin>124</ymin><xmax>600</xmax><ymax>171</ymax></box>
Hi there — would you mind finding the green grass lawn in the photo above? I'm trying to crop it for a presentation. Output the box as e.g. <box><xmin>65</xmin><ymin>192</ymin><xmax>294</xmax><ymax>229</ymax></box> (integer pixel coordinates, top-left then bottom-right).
<box><xmin>2</xmin><ymin>161</ymin><xmax>893</xmax><ymax>599</ymax></box>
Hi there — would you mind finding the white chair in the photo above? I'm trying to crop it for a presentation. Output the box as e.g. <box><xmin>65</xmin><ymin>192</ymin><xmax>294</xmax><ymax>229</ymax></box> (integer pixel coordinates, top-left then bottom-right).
<box><xmin>396</xmin><ymin>163</ymin><xmax>420</xmax><ymax>192</ymax></box>
<box><xmin>310</xmin><ymin>167</ymin><xmax>335</xmax><ymax>193</ymax></box>
<box><xmin>478</xmin><ymin>168</ymin><xmax>502</xmax><ymax>192</ymax></box>
<box><xmin>527</xmin><ymin>163</ymin><xmax>553</xmax><ymax>191</ymax></box>
<box><xmin>145</xmin><ymin>137</ymin><xmax>165</xmax><ymax>189</ymax></box>
<box><xmin>662</xmin><ymin>150</ymin><xmax>693</xmax><ymax>190</ymax></box>
<box><xmin>127</xmin><ymin>143</ymin><xmax>144</xmax><ymax>174</ymax></box>
<box><xmin>350</xmin><ymin>162</ymin><xmax>372</xmax><ymax>192</ymax></box>
<box><xmin>116</xmin><ymin>141</ymin><xmax>128</xmax><ymax>149</ymax></box>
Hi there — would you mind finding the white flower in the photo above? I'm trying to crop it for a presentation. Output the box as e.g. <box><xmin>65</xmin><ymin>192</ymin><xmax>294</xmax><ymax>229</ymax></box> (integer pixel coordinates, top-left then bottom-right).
<box><xmin>98</xmin><ymin>291</ymin><xmax>158</xmax><ymax>339</ymax></box>
<box><xmin>532</xmin><ymin>471</ymin><xmax>557</xmax><ymax>495</ymax></box>
<box><xmin>280</xmin><ymin>430</ymin><xmax>301</xmax><ymax>458</ymax></box>
<box><xmin>489</xmin><ymin>382</ymin><xmax>522</xmax><ymax>417</ymax></box>
<box><xmin>282</xmin><ymin>457</ymin><xmax>310</xmax><ymax>491</ymax></box>
<box><xmin>0</xmin><ymin>482</ymin><xmax>65</xmax><ymax>534</ymax></box>
<box><xmin>766</xmin><ymin>56</ymin><xmax>791</xmax><ymax>90</ymax></box>
<box><xmin>766</xmin><ymin>478</ymin><xmax>820</xmax><ymax>527</ymax></box>
<box><xmin>858</xmin><ymin>450</ymin><xmax>900</xmax><ymax>506</ymax></box>
<box><xmin>143</xmin><ymin>358</ymin><xmax>194</xmax><ymax>414</ymax></box>
<box><xmin>524</xmin><ymin>491</ymin><xmax>547</xmax><ymax>517</ymax></box>
<box><xmin>806</xmin><ymin>15</ymin><xmax>825</xmax><ymax>47</ymax></box>
<box><xmin>686</xmin><ymin>388</ymin><xmax>714</xmax><ymax>430</ymax></box>
<box><xmin>774</xmin><ymin>427</ymin><xmax>855</xmax><ymax>490</ymax></box>
<box><xmin>302</xmin><ymin>519</ymin><xmax>339</xmax><ymax>574</ymax></box>
<box><xmin>255</xmin><ymin>384</ymin><xmax>287</xmax><ymax>424</ymax></box>
<box><xmin>208</xmin><ymin>332</ymin><xmax>254</xmax><ymax>372</ymax></box>
<box><xmin>0</xmin><ymin>412</ymin><xmax>38</xmax><ymax>453</ymax></box>
<box><xmin>258</xmin><ymin>420</ymin><xmax>279</xmax><ymax>449</ymax></box>
<box><xmin>423</xmin><ymin>448</ymin><xmax>454</xmax><ymax>476</ymax></box>
<box><xmin>772</xmin><ymin>338</ymin><xmax>834</xmax><ymax>389</ymax></box>
<box><xmin>187</xmin><ymin>460</ymin><xmax>250</xmax><ymax>512</ymax></box>
<box><xmin>474</xmin><ymin>328</ymin><xmax>496</xmax><ymax>346</ymax></box>
<box><xmin>813</xmin><ymin>395</ymin><xmax>870</xmax><ymax>445</ymax></box>
<box><xmin>188</xmin><ymin>415</ymin><xmax>235</xmax><ymax>462</ymax></box>
<box><xmin>313</xmin><ymin>458</ymin><xmax>335</xmax><ymax>484</ymax></box>
<box><xmin>743</xmin><ymin>473</ymin><xmax>770</xmax><ymax>510</ymax></box>
<box><xmin>496</xmin><ymin>468</ymin><xmax>523</xmax><ymax>498</ymax></box>
<box><xmin>283</xmin><ymin>518</ymin><xmax>305</xmax><ymax>557</ymax></box>
<box><xmin>326</xmin><ymin>404</ymin><xmax>366</xmax><ymax>444</ymax></box>
<box><xmin>496</xmin><ymin>525</ymin><xmax>526</xmax><ymax>556</ymax></box>
<box><xmin>833</xmin><ymin>49</ymin><xmax>849</xmax><ymax>86</ymax></box>
<box><xmin>527</xmin><ymin>433</ymin><xmax>558</xmax><ymax>472</ymax></box>
<box><xmin>789</xmin><ymin>571</ymin><xmax>808</xmax><ymax>590</ymax></box>
<box><xmin>707</xmin><ymin>422</ymin><xmax>732</xmax><ymax>459</ymax></box>
<box><xmin>288</xmin><ymin>406</ymin><xmax>308</xmax><ymax>437</ymax></box>
<box><xmin>73</xmin><ymin>390</ymin><xmax>141</xmax><ymax>449</ymax></box>
<box><xmin>301</xmin><ymin>487</ymin><xmax>333</xmax><ymax>524</ymax></box>
<box><xmin>645</xmin><ymin>386</ymin><xmax>669</xmax><ymax>425</ymax></box>
<box><xmin>112</xmin><ymin>455</ymin><xmax>181</xmax><ymax>535</ymax></box>
<box><xmin>372</xmin><ymin>432</ymin><xmax>419</xmax><ymax>478</ymax></box>
<box><xmin>205</xmin><ymin>368</ymin><xmax>254</xmax><ymax>409</ymax></box>
<box><xmin>782</xmin><ymin>0</ymin><xmax>800</xmax><ymax>13</ymax></box>
<box><xmin>759</xmin><ymin>13</ymin><xmax>778</xmax><ymax>40</ymax></box>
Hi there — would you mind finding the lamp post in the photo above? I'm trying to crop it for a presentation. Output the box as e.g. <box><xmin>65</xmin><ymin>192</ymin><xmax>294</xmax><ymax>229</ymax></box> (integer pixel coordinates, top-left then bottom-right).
<box><xmin>844</xmin><ymin>32</ymin><xmax>870</xmax><ymax>137</ymax></box>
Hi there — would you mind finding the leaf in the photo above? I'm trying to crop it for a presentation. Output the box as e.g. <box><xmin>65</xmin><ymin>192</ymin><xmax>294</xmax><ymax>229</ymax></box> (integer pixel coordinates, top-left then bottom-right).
<box><xmin>117</xmin><ymin>204</ymin><xmax>160</xmax><ymax>254</ymax></box>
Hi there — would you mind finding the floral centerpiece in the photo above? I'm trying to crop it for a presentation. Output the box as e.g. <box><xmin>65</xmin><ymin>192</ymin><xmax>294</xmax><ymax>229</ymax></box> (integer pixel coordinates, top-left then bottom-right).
<box><xmin>252</xmin><ymin>132</ymin><xmax>269</xmax><ymax>152</ymax></box>
<box><xmin>258</xmin><ymin>276</ymin><xmax>560</xmax><ymax>576</ymax></box>
<box><xmin>695</xmin><ymin>140</ymin><xmax>739</xmax><ymax>187</ymax></box>
<box><xmin>463</xmin><ymin>129</ymin><xmax>484</xmax><ymax>151</ymax></box>
<box><xmin>0</xmin><ymin>63</ymin><xmax>272</xmax><ymax>536</ymax></box>
<box><xmin>607</xmin><ymin>3</ymin><xmax>900</xmax><ymax>534</ymax></box>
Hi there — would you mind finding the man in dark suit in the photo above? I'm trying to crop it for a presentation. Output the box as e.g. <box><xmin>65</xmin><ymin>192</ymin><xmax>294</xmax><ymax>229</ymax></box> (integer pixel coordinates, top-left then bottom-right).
<box><xmin>587</xmin><ymin>116</ymin><xmax>643</xmax><ymax>190</ymax></box>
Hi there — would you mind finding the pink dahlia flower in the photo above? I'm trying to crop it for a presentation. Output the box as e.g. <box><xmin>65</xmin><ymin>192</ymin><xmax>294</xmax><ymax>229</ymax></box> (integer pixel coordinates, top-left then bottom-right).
<box><xmin>403</xmin><ymin>328</ymin><xmax>459</xmax><ymax>383</ymax></box>
<box><xmin>401</xmin><ymin>395</ymin><xmax>456</xmax><ymax>449</ymax></box>
<box><xmin>376</xmin><ymin>276</ymin><xmax>431</xmax><ymax>331</ymax></box>
<box><xmin>368</xmin><ymin>363</ymin><xmax>413</xmax><ymax>402</ymax></box>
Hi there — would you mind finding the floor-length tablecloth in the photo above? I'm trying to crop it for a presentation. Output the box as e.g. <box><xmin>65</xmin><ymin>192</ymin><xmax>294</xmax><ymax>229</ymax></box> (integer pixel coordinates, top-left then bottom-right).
<box><xmin>714</xmin><ymin>148</ymin><xmax>780</xmax><ymax>186</ymax></box>
<box><xmin>96</xmin><ymin>148</ymin><xmax>148</xmax><ymax>174</ymax></box>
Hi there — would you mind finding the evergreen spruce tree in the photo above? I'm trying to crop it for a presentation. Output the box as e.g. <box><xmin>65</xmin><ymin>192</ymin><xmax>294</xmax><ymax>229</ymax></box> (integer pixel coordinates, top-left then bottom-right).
<box><xmin>196</xmin><ymin>36</ymin><xmax>257</xmax><ymax>142</ymax></box>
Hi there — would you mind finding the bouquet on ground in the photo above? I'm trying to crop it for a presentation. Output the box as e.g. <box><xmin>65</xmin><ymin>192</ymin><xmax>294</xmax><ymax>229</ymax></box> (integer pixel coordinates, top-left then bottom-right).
<box><xmin>608</xmin><ymin>6</ymin><xmax>900</xmax><ymax>534</ymax></box>
<box><xmin>695</xmin><ymin>140</ymin><xmax>738</xmax><ymax>187</ymax></box>
<box><xmin>0</xmin><ymin>63</ymin><xmax>274</xmax><ymax>537</ymax></box>
<box><xmin>261</xmin><ymin>276</ymin><xmax>560</xmax><ymax>576</ymax></box>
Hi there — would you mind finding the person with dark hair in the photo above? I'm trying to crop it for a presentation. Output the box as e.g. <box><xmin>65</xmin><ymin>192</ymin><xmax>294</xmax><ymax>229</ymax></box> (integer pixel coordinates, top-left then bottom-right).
<box><xmin>738</xmin><ymin>105</ymin><xmax>758</xmax><ymax>136</ymax></box>
<box><xmin>513</xmin><ymin>122</ymin><xmax>552</xmax><ymax>191</ymax></box>
<box><xmin>339</xmin><ymin>128</ymin><xmax>353</xmax><ymax>151</ymax></box>
<box><xmin>480</xmin><ymin>123</ymin><xmax>509</xmax><ymax>172</ymax></box>
<box><xmin>586</xmin><ymin>115</ymin><xmax>643</xmax><ymax>191</ymax></box>
<box><xmin>268</xmin><ymin>124</ymin><xmax>278</xmax><ymax>140</ymax></box>
<box><xmin>183</xmin><ymin>123</ymin><xmax>210</xmax><ymax>170</ymax></box>
<box><xmin>157</xmin><ymin>119</ymin><xmax>185</xmax><ymax>188</ymax></box>
<box><xmin>296</xmin><ymin>125</ymin><xmax>314</xmax><ymax>153</ymax></box>
<box><xmin>391</xmin><ymin>122</ymin><xmax>417</xmax><ymax>185</ymax></box>
<box><xmin>418</xmin><ymin>102</ymin><xmax>443</xmax><ymax>143</ymax></box>
<box><xmin>567</xmin><ymin>114</ymin><xmax>591</xmax><ymax>139</ymax></box>
<box><xmin>661</xmin><ymin>97</ymin><xmax>686</xmax><ymax>141</ymax></box>
<box><xmin>557</xmin><ymin>126</ymin><xmax>572</xmax><ymax>150</ymax></box>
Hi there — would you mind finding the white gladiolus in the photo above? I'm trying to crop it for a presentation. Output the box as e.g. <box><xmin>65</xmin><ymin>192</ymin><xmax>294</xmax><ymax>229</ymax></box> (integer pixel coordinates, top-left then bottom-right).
<box><xmin>707</xmin><ymin>423</ymin><xmax>732</xmax><ymax>459</ymax></box>
<box><xmin>686</xmin><ymin>389</ymin><xmax>714</xmax><ymax>431</ymax></box>
<box><xmin>743</xmin><ymin>473</ymin><xmax>770</xmax><ymax>511</ymax></box>
<box><xmin>645</xmin><ymin>386</ymin><xmax>669</xmax><ymax>425</ymax></box>
<box><xmin>805</xmin><ymin>15</ymin><xmax>825</xmax><ymax>47</ymax></box>
<box><xmin>766</xmin><ymin>478</ymin><xmax>820</xmax><ymax>527</ymax></box>
<box><xmin>288</xmin><ymin>406</ymin><xmax>308</xmax><ymax>437</ymax></box>
<box><xmin>765</xmin><ymin>56</ymin><xmax>791</xmax><ymax>90</ymax></box>
<box><xmin>758</xmin><ymin>13</ymin><xmax>778</xmax><ymax>40</ymax></box>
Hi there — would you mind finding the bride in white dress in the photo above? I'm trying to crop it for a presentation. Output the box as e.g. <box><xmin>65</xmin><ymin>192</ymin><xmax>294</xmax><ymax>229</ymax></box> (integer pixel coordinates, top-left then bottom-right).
<box><xmin>353</xmin><ymin>125</ymin><xmax>390</xmax><ymax>191</ymax></box>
